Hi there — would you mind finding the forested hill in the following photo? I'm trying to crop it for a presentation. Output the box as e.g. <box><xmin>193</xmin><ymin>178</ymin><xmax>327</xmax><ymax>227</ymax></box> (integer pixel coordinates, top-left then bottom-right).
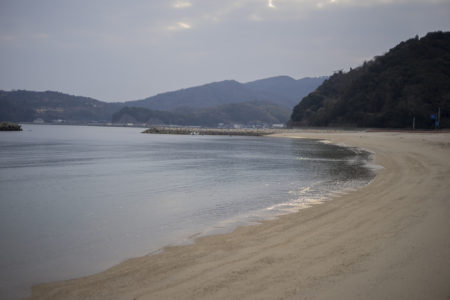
<box><xmin>0</xmin><ymin>90</ymin><xmax>123</xmax><ymax>122</ymax></box>
<box><xmin>1</xmin><ymin>76</ymin><xmax>324</xmax><ymax>125</ymax></box>
<box><xmin>112</xmin><ymin>101</ymin><xmax>290</xmax><ymax>127</ymax></box>
<box><xmin>125</xmin><ymin>76</ymin><xmax>326</xmax><ymax>111</ymax></box>
<box><xmin>290</xmin><ymin>31</ymin><xmax>450</xmax><ymax>129</ymax></box>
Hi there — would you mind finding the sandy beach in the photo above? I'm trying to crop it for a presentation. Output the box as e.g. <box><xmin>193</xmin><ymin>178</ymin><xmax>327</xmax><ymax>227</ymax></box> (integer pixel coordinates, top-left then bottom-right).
<box><xmin>27</xmin><ymin>130</ymin><xmax>450</xmax><ymax>300</ymax></box>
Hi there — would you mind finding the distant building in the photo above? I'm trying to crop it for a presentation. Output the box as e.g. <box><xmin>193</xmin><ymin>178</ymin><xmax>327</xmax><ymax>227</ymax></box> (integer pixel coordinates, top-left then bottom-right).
<box><xmin>33</xmin><ymin>118</ymin><xmax>44</xmax><ymax>124</ymax></box>
<box><xmin>272</xmin><ymin>124</ymin><xmax>285</xmax><ymax>128</ymax></box>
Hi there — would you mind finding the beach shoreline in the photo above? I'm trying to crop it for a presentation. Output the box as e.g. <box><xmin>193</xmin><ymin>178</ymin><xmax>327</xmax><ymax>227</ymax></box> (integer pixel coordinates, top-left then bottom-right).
<box><xmin>27</xmin><ymin>130</ymin><xmax>450</xmax><ymax>300</ymax></box>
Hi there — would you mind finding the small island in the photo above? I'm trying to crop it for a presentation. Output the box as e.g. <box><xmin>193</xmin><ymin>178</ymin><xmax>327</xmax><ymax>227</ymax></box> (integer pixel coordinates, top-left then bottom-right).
<box><xmin>0</xmin><ymin>121</ymin><xmax>22</xmax><ymax>131</ymax></box>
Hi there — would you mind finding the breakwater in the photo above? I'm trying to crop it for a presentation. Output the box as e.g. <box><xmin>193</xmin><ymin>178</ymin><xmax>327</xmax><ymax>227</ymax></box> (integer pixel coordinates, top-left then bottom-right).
<box><xmin>142</xmin><ymin>127</ymin><xmax>277</xmax><ymax>136</ymax></box>
<box><xmin>0</xmin><ymin>122</ymin><xmax>22</xmax><ymax>131</ymax></box>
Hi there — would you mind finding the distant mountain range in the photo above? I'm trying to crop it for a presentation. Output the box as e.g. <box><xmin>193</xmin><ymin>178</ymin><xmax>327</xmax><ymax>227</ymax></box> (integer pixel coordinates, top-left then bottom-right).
<box><xmin>3</xmin><ymin>31</ymin><xmax>448</xmax><ymax>129</ymax></box>
<box><xmin>126</xmin><ymin>76</ymin><xmax>326</xmax><ymax>111</ymax></box>
<box><xmin>290</xmin><ymin>31</ymin><xmax>450</xmax><ymax>129</ymax></box>
<box><xmin>0</xmin><ymin>76</ymin><xmax>325</xmax><ymax>126</ymax></box>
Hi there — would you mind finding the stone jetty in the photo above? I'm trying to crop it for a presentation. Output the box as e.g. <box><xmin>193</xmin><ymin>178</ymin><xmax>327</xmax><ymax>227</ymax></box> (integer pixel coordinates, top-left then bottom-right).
<box><xmin>0</xmin><ymin>122</ymin><xmax>22</xmax><ymax>131</ymax></box>
<box><xmin>142</xmin><ymin>127</ymin><xmax>276</xmax><ymax>136</ymax></box>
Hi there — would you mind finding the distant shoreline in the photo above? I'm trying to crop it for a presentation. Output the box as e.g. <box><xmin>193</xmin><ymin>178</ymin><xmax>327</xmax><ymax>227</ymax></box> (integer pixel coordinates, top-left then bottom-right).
<box><xmin>14</xmin><ymin>122</ymin><xmax>450</xmax><ymax>134</ymax></box>
<box><xmin>142</xmin><ymin>126</ymin><xmax>279</xmax><ymax>136</ymax></box>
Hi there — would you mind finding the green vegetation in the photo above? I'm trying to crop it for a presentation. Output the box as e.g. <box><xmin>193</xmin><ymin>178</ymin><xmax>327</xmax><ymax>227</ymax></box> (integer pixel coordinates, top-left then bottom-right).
<box><xmin>112</xmin><ymin>101</ymin><xmax>290</xmax><ymax>127</ymax></box>
<box><xmin>0</xmin><ymin>76</ymin><xmax>323</xmax><ymax>126</ymax></box>
<box><xmin>126</xmin><ymin>76</ymin><xmax>325</xmax><ymax>111</ymax></box>
<box><xmin>0</xmin><ymin>121</ymin><xmax>22</xmax><ymax>131</ymax></box>
<box><xmin>0</xmin><ymin>90</ymin><xmax>124</xmax><ymax>123</ymax></box>
<box><xmin>290</xmin><ymin>31</ymin><xmax>450</xmax><ymax>129</ymax></box>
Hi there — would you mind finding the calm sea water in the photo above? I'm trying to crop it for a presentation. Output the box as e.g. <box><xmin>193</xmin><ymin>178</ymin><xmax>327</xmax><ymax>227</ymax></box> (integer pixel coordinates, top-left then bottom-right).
<box><xmin>0</xmin><ymin>124</ymin><xmax>375</xmax><ymax>299</ymax></box>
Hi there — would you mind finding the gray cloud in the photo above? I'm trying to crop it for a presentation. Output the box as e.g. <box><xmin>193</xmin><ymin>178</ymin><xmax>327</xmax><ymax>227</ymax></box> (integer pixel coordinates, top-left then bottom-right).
<box><xmin>0</xmin><ymin>0</ymin><xmax>449</xmax><ymax>101</ymax></box>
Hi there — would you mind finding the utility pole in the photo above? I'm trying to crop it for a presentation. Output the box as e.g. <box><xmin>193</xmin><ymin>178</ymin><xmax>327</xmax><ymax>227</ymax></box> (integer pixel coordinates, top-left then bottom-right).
<box><xmin>413</xmin><ymin>116</ymin><xmax>415</xmax><ymax>130</ymax></box>
<box><xmin>438</xmin><ymin>107</ymin><xmax>441</xmax><ymax>129</ymax></box>
<box><xmin>435</xmin><ymin>108</ymin><xmax>441</xmax><ymax>130</ymax></box>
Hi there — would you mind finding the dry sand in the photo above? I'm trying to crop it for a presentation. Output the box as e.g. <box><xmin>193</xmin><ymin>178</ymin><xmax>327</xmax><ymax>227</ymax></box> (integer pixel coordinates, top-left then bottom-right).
<box><xmin>27</xmin><ymin>130</ymin><xmax>450</xmax><ymax>300</ymax></box>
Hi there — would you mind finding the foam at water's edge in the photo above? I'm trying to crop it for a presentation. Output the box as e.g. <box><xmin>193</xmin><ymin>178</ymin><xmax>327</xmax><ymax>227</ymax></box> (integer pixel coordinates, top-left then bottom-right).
<box><xmin>184</xmin><ymin>145</ymin><xmax>381</xmax><ymax>244</ymax></box>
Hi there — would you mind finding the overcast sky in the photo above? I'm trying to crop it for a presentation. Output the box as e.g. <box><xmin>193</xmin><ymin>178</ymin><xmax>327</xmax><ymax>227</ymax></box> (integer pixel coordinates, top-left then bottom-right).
<box><xmin>0</xmin><ymin>0</ymin><xmax>449</xmax><ymax>102</ymax></box>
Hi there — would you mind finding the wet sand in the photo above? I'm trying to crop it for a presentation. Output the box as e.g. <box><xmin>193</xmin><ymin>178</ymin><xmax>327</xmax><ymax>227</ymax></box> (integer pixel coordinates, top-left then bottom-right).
<box><xmin>27</xmin><ymin>130</ymin><xmax>450</xmax><ymax>300</ymax></box>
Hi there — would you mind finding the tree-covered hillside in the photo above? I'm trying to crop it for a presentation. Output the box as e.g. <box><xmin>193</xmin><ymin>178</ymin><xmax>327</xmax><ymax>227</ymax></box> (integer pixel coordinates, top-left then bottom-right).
<box><xmin>125</xmin><ymin>76</ymin><xmax>325</xmax><ymax>111</ymax></box>
<box><xmin>0</xmin><ymin>90</ymin><xmax>123</xmax><ymax>122</ymax></box>
<box><xmin>112</xmin><ymin>101</ymin><xmax>290</xmax><ymax>127</ymax></box>
<box><xmin>290</xmin><ymin>31</ymin><xmax>450</xmax><ymax>128</ymax></box>
<box><xmin>0</xmin><ymin>75</ymin><xmax>323</xmax><ymax>126</ymax></box>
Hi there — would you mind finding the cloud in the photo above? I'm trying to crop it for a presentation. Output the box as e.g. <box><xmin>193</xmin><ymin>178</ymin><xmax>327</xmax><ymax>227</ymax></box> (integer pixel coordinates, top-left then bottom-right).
<box><xmin>167</xmin><ymin>21</ymin><xmax>192</xmax><ymax>31</ymax></box>
<box><xmin>0</xmin><ymin>34</ymin><xmax>17</xmax><ymax>43</ymax></box>
<box><xmin>178</xmin><ymin>22</ymin><xmax>192</xmax><ymax>29</ymax></box>
<box><xmin>31</xmin><ymin>33</ymin><xmax>50</xmax><ymax>40</ymax></box>
<box><xmin>0</xmin><ymin>0</ymin><xmax>449</xmax><ymax>101</ymax></box>
<box><xmin>249</xmin><ymin>14</ymin><xmax>263</xmax><ymax>21</ymax></box>
<box><xmin>172</xmin><ymin>1</ymin><xmax>192</xmax><ymax>9</ymax></box>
